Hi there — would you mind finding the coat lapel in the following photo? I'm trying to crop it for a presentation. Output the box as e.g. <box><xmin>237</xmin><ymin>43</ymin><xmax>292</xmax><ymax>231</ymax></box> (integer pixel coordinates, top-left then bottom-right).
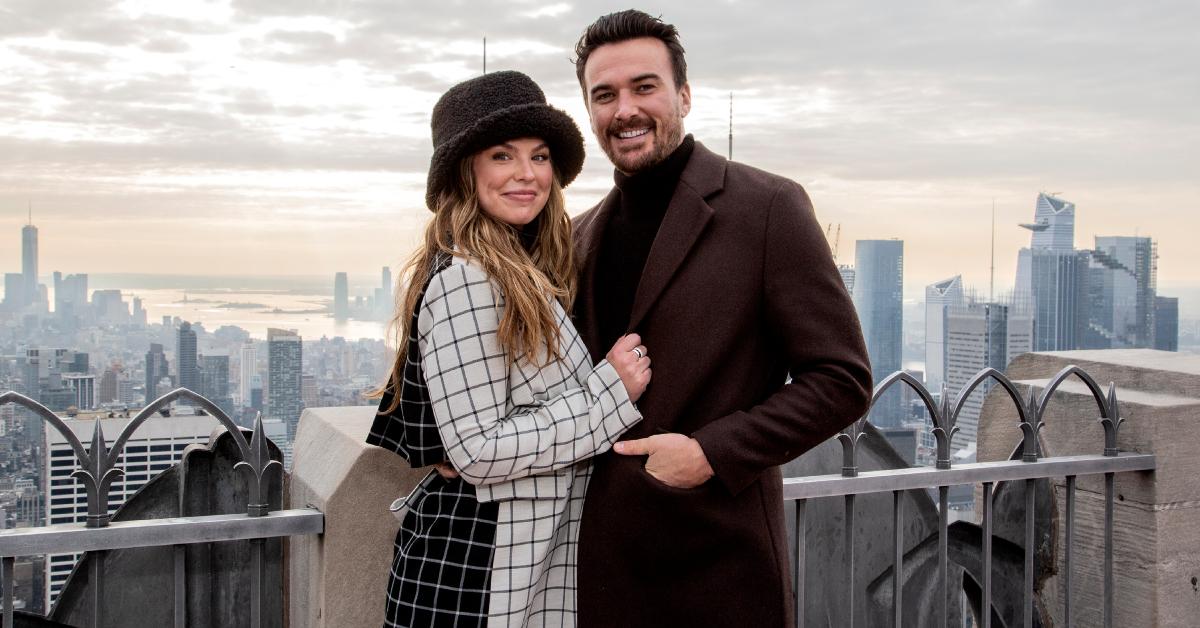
<box><xmin>575</xmin><ymin>187</ymin><xmax>621</xmax><ymax>360</ymax></box>
<box><xmin>627</xmin><ymin>142</ymin><xmax>726</xmax><ymax>331</ymax></box>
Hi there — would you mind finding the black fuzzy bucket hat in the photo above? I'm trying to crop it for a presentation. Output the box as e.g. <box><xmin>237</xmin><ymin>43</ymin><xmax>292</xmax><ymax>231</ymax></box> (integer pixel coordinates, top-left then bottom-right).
<box><xmin>425</xmin><ymin>70</ymin><xmax>586</xmax><ymax>211</ymax></box>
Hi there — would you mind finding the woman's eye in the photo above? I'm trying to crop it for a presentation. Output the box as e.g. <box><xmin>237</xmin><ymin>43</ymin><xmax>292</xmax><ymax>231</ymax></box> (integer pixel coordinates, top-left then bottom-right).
<box><xmin>491</xmin><ymin>152</ymin><xmax>511</xmax><ymax>161</ymax></box>
<box><xmin>532</xmin><ymin>153</ymin><xmax>550</xmax><ymax>162</ymax></box>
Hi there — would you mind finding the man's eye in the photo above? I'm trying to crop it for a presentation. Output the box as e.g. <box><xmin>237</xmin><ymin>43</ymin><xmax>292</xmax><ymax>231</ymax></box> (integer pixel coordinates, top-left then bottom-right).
<box><xmin>593</xmin><ymin>92</ymin><xmax>613</xmax><ymax>103</ymax></box>
<box><xmin>636</xmin><ymin>84</ymin><xmax>654</xmax><ymax>93</ymax></box>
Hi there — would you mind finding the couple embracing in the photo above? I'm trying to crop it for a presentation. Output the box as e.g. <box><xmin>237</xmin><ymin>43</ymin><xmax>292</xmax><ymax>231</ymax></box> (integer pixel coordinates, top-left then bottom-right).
<box><xmin>366</xmin><ymin>10</ymin><xmax>872</xmax><ymax>628</ymax></box>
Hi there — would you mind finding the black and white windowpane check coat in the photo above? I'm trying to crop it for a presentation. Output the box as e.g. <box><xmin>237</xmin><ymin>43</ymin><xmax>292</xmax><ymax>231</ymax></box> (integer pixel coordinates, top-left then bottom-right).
<box><xmin>370</xmin><ymin>254</ymin><xmax>641</xmax><ymax>628</ymax></box>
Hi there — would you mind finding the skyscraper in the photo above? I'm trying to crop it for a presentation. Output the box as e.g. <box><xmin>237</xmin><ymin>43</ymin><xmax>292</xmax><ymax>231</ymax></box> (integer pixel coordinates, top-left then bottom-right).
<box><xmin>376</xmin><ymin>266</ymin><xmax>394</xmax><ymax>320</ymax></box>
<box><xmin>61</xmin><ymin>374</ymin><xmax>96</xmax><ymax>411</ymax></box>
<box><xmin>852</xmin><ymin>239</ymin><xmax>903</xmax><ymax>425</ymax></box>
<box><xmin>239</xmin><ymin>341</ymin><xmax>256</xmax><ymax>407</ymax></box>
<box><xmin>333</xmin><ymin>272</ymin><xmax>349</xmax><ymax>322</ymax></box>
<box><xmin>52</xmin><ymin>272</ymin><xmax>87</xmax><ymax>317</ymax></box>
<box><xmin>199</xmin><ymin>354</ymin><xmax>234</xmax><ymax>417</ymax></box>
<box><xmin>91</xmin><ymin>290</ymin><xmax>130</xmax><ymax>325</ymax></box>
<box><xmin>1014</xmin><ymin>193</ymin><xmax>1088</xmax><ymax>351</ymax></box>
<box><xmin>1028</xmin><ymin>250</ymin><xmax>1089</xmax><ymax>351</ymax></box>
<box><xmin>837</xmin><ymin>265</ymin><xmax>856</xmax><ymax>294</ymax></box>
<box><xmin>924</xmin><ymin>275</ymin><xmax>964</xmax><ymax>393</ymax></box>
<box><xmin>1085</xmin><ymin>236</ymin><xmax>1156</xmax><ymax>349</ymax></box>
<box><xmin>98</xmin><ymin>365</ymin><xmax>122</xmax><ymax>405</ymax></box>
<box><xmin>176</xmin><ymin>322</ymin><xmax>199</xmax><ymax>395</ymax></box>
<box><xmin>944</xmin><ymin>299</ymin><xmax>1033</xmax><ymax>452</ymax></box>
<box><xmin>22</xmin><ymin>221</ymin><xmax>38</xmax><ymax>307</ymax></box>
<box><xmin>131</xmin><ymin>296</ymin><xmax>147</xmax><ymax>326</ymax></box>
<box><xmin>3</xmin><ymin>274</ymin><xmax>22</xmax><ymax>310</ymax></box>
<box><xmin>1154</xmin><ymin>296</ymin><xmax>1179</xmax><ymax>351</ymax></box>
<box><xmin>1019</xmin><ymin>192</ymin><xmax>1076</xmax><ymax>252</ymax></box>
<box><xmin>144</xmin><ymin>343</ymin><xmax>170</xmax><ymax>403</ymax></box>
<box><xmin>267</xmin><ymin>328</ymin><xmax>303</xmax><ymax>439</ymax></box>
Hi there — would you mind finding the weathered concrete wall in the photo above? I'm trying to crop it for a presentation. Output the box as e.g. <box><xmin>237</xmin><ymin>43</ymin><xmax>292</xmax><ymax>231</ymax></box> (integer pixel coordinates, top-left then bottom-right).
<box><xmin>287</xmin><ymin>406</ymin><xmax>429</xmax><ymax>628</ymax></box>
<box><xmin>977</xmin><ymin>349</ymin><xmax>1200</xmax><ymax>627</ymax></box>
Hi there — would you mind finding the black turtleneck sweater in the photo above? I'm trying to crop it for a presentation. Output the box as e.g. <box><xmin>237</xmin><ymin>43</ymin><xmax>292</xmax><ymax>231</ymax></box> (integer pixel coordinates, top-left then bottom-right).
<box><xmin>594</xmin><ymin>135</ymin><xmax>695</xmax><ymax>350</ymax></box>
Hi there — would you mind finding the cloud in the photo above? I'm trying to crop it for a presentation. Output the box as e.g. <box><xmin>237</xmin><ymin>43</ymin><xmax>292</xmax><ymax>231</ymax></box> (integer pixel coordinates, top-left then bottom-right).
<box><xmin>0</xmin><ymin>0</ymin><xmax>1195</xmax><ymax>286</ymax></box>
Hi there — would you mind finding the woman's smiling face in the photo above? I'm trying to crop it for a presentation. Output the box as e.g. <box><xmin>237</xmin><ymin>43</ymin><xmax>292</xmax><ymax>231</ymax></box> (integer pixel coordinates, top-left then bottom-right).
<box><xmin>472</xmin><ymin>137</ymin><xmax>553</xmax><ymax>226</ymax></box>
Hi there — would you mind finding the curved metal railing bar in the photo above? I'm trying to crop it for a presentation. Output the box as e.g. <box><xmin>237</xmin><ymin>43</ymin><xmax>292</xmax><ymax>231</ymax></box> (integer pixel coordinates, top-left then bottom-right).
<box><xmin>947</xmin><ymin>368</ymin><xmax>1035</xmax><ymax>461</ymax></box>
<box><xmin>1033</xmin><ymin>365</ymin><xmax>1110</xmax><ymax>424</ymax></box>
<box><xmin>836</xmin><ymin>364</ymin><xmax>1125</xmax><ymax>473</ymax></box>
<box><xmin>845</xmin><ymin>371</ymin><xmax>945</xmax><ymax>474</ymax></box>
<box><xmin>869</xmin><ymin>370</ymin><xmax>942</xmax><ymax>421</ymax></box>
<box><xmin>0</xmin><ymin>387</ymin><xmax>284</xmax><ymax>528</ymax></box>
<box><xmin>108</xmin><ymin>388</ymin><xmax>251</xmax><ymax>468</ymax></box>
<box><xmin>0</xmin><ymin>391</ymin><xmax>90</xmax><ymax>463</ymax></box>
<box><xmin>949</xmin><ymin>368</ymin><xmax>1030</xmax><ymax>432</ymax></box>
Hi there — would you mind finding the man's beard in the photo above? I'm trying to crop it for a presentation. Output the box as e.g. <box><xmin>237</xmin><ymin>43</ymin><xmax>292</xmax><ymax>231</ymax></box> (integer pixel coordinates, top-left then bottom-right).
<box><xmin>602</xmin><ymin>111</ymin><xmax>685</xmax><ymax>174</ymax></box>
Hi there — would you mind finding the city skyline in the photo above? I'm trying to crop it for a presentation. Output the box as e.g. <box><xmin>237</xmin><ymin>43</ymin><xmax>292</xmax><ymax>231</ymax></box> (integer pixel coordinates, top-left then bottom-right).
<box><xmin>1</xmin><ymin>1</ymin><xmax>1196</xmax><ymax>295</ymax></box>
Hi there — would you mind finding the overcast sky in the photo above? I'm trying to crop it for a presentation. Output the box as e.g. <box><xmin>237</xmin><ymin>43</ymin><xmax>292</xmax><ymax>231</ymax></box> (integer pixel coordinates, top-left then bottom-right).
<box><xmin>1</xmin><ymin>0</ymin><xmax>1197</xmax><ymax>303</ymax></box>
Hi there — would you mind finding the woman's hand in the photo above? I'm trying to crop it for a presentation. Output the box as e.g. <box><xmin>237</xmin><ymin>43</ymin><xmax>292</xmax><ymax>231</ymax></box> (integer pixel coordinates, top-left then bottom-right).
<box><xmin>433</xmin><ymin>461</ymin><xmax>459</xmax><ymax>480</ymax></box>
<box><xmin>606</xmin><ymin>333</ymin><xmax>651</xmax><ymax>402</ymax></box>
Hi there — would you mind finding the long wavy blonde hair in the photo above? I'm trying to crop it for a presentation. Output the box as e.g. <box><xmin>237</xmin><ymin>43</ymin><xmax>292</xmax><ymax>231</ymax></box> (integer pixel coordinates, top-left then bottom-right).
<box><xmin>378</xmin><ymin>156</ymin><xmax>576</xmax><ymax>411</ymax></box>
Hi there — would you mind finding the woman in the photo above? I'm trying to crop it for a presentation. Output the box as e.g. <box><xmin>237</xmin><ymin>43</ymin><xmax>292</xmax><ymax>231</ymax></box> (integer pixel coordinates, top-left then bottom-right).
<box><xmin>366</xmin><ymin>70</ymin><xmax>650</xmax><ymax>628</ymax></box>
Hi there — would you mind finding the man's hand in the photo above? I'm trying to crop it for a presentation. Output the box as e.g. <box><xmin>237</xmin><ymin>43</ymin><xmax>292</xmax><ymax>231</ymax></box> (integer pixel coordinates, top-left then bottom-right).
<box><xmin>613</xmin><ymin>433</ymin><xmax>714</xmax><ymax>488</ymax></box>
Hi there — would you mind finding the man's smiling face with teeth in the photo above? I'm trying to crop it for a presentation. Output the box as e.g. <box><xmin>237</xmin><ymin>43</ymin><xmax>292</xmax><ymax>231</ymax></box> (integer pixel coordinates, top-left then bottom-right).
<box><xmin>583</xmin><ymin>37</ymin><xmax>691</xmax><ymax>174</ymax></box>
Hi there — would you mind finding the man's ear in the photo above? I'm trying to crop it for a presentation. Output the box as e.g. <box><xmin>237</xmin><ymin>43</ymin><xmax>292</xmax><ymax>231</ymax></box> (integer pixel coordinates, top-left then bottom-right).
<box><xmin>679</xmin><ymin>83</ymin><xmax>692</xmax><ymax>117</ymax></box>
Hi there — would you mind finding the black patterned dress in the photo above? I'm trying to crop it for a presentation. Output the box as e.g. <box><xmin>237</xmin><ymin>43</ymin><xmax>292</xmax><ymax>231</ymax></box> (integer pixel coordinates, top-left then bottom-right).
<box><xmin>366</xmin><ymin>253</ymin><xmax>641</xmax><ymax>628</ymax></box>
<box><xmin>368</xmin><ymin>255</ymin><xmax>500</xmax><ymax>627</ymax></box>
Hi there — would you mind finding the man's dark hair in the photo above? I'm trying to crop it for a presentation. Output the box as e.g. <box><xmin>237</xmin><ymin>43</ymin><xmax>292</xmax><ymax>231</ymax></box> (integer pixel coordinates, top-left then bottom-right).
<box><xmin>573</xmin><ymin>10</ymin><xmax>687</xmax><ymax>92</ymax></box>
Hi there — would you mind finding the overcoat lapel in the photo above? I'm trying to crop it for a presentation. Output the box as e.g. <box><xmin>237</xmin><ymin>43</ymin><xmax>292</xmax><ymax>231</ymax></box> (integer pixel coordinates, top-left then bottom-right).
<box><xmin>575</xmin><ymin>187</ymin><xmax>621</xmax><ymax>359</ymax></box>
<box><xmin>627</xmin><ymin>143</ymin><xmax>725</xmax><ymax>331</ymax></box>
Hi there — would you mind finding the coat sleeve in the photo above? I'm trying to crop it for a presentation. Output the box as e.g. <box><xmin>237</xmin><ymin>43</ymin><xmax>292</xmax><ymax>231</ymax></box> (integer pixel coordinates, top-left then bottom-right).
<box><xmin>691</xmin><ymin>179</ymin><xmax>873</xmax><ymax>495</ymax></box>
<box><xmin>419</xmin><ymin>261</ymin><xmax>643</xmax><ymax>486</ymax></box>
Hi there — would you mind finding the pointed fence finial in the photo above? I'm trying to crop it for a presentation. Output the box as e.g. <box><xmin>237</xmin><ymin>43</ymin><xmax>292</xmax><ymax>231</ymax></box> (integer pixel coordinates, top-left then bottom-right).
<box><xmin>235</xmin><ymin>412</ymin><xmax>283</xmax><ymax>516</ymax></box>
<box><xmin>1019</xmin><ymin>386</ymin><xmax>1043</xmax><ymax>462</ymax></box>
<box><xmin>1099</xmin><ymin>382</ymin><xmax>1125</xmax><ymax>456</ymax></box>
<box><xmin>837</xmin><ymin>415</ymin><xmax>868</xmax><ymax>477</ymax></box>
<box><xmin>932</xmin><ymin>382</ymin><xmax>957</xmax><ymax>469</ymax></box>
<box><xmin>71</xmin><ymin>417</ymin><xmax>124</xmax><ymax>528</ymax></box>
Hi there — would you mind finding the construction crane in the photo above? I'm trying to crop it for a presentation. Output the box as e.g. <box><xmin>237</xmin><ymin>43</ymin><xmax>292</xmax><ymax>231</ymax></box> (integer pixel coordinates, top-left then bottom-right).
<box><xmin>826</xmin><ymin>223</ymin><xmax>842</xmax><ymax>262</ymax></box>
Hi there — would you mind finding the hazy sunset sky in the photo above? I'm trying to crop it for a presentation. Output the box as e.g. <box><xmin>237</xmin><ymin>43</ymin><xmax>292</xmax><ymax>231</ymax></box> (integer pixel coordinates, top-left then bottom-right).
<box><xmin>2</xmin><ymin>0</ymin><xmax>1196</xmax><ymax>301</ymax></box>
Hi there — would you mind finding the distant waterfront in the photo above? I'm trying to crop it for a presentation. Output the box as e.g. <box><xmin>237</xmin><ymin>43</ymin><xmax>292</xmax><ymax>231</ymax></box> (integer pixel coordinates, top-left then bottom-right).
<box><xmin>77</xmin><ymin>274</ymin><xmax>389</xmax><ymax>341</ymax></box>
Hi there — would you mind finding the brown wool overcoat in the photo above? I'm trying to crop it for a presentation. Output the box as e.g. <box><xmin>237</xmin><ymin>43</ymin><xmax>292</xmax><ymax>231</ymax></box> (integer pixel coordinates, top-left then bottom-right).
<box><xmin>571</xmin><ymin>142</ymin><xmax>873</xmax><ymax>628</ymax></box>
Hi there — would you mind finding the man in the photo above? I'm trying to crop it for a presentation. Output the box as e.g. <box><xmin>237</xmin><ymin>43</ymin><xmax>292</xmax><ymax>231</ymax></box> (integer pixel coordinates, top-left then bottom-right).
<box><xmin>570</xmin><ymin>10</ymin><xmax>873</xmax><ymax>628</ymax></box>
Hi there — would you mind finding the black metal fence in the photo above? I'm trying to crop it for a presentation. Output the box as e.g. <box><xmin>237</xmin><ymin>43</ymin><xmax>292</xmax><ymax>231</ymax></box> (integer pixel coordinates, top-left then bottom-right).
<box><xmin>786</xmin><ymin>365</ymin><xmax>1155</xmax><ymax>628</ymax></box>
<box><xmin>0</xmin><ymin>388</ymin><xmax>323</xmax><ymax>628</ymax></box>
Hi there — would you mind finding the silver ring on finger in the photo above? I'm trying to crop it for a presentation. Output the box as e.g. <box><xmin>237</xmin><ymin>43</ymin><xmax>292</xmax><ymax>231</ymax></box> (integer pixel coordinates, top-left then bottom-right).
<box><xmin>632</xmin><ymin>347</ymin><xmax>644</xmax><ymax>359</ymax></box>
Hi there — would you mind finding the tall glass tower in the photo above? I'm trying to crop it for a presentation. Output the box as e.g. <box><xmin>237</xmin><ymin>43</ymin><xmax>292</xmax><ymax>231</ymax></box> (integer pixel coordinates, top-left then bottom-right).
<box><xmin>176</xmin><ymin>322</ymin><xmax>200</xmax><ymax>398</ymax></box>
<box><xmin>22</xmin><ymin>222</ymin><xmax>38</xmax><ymax>306</ymax></box>
<box><xmin>852</xmin><ymin>239</ymin><xmax>904</xmax><ymax>426</ymax></box>
<box><xmin>267</xmin><ymin>328</ymin><xmax>303</xmax><ymax>440</ymax></box>
<box><xmin>1086</xmin><ymin>236</ymin><xmax>1156</xmax><ymax>348</ymax></box>
<box><xmin>333</xmin><ymin>272</ymin><xmax>349</xmax><ymax>322</ymax></box>
<box><xmin>1014</xmin><ymin>193</ymin><xmax>1088</xmax><ymax>351</ymax></box>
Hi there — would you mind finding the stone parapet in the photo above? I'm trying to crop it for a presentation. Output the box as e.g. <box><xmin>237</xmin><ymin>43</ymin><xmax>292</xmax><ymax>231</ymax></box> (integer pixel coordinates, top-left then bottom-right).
<box><xmin>287</xmin><ymin>406</ymin><xmax>429</xmax><ymax>628</ymax></box>
<box><xmin>978</xmin><ymin>349</ymin><xmax>1197</xmax><ymax>627</ymax></box>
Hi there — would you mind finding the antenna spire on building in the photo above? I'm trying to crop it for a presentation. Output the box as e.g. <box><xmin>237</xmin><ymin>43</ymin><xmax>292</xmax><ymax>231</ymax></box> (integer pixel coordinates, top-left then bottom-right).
<box><xmin>990</xmin><ymin>199</ymin><xmax>995</xmax><ymax>303</ymax></box>
<box><xmin>727</xmin><ymin>92</ymin><xmax>733</xmax><ymax>160</ymax></box>
<box><xmin>483</xmin><ymin>37</ymin><xmax>487</xmax><ymax>74</ymax></box>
